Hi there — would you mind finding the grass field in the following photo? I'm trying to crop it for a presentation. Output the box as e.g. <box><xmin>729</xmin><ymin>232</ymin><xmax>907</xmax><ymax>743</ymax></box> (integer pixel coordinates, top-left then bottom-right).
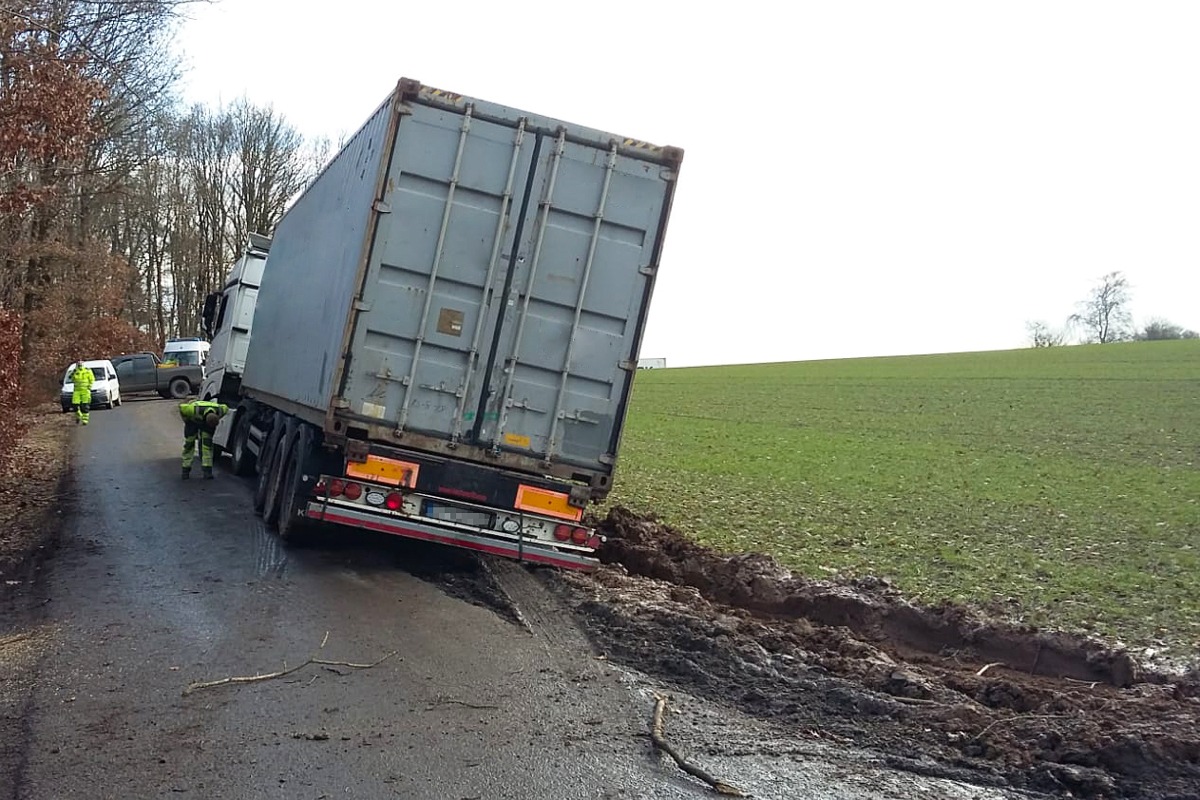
<box><xmin>607</xmin><ymin>340</ymin><xmax>1200</xmax><ymax>658</ymax></box>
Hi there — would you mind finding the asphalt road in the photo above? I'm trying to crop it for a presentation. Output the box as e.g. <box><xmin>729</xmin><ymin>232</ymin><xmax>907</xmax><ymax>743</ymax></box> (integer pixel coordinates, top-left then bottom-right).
<box><xmin>5</xmin><ymin>398</ymin><xmax>1025</xmax><ymax>800</ymax></box>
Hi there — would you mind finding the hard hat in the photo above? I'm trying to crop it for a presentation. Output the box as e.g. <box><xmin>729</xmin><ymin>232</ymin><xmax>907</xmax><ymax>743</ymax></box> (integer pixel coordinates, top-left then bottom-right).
<box><xmin>203</xmin><ymin>411</ymin><xmax>220</xmax><ymax>431</ymax></box>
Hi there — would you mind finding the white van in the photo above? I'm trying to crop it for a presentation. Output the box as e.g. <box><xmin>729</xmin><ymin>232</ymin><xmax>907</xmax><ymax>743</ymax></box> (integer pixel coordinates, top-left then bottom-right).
<box><xmin>162</xmin><ymin>338</ymin><xmax>210</xmax><ymax>373</ymax></box>
<box><xmin>60</xmin><ymin>359</ymin><xmax>122</xmax><ymax>412</ymax></box>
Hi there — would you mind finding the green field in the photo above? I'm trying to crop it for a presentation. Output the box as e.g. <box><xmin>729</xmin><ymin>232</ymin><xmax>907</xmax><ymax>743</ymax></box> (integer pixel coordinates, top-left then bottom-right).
<box><xmin>607</xmin><ymin>341</ymin><xmax>1200</xmax><ymax>658</ymax></box>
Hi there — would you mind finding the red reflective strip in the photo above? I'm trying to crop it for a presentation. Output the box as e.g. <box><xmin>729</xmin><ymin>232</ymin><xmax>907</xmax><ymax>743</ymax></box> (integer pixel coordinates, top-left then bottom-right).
<box><xmin>306</xmin><ymin>509</ymin><xmax>595</xmax><ymax>571</ymax></box>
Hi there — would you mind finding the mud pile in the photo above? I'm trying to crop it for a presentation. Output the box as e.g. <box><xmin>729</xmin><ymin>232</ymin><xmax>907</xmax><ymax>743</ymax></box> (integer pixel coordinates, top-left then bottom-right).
<box><xmin>559</xmin><ymin>507</ymin><xmax>1200</xmax><ymax>799</ymax></box>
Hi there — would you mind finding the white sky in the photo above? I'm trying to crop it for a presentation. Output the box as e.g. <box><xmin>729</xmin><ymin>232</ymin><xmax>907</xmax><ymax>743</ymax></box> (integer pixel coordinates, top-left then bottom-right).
<box><xmin>176</xmin><ymin>0</ymin><xmax>1200</xmax><ymax>368</ymax></box>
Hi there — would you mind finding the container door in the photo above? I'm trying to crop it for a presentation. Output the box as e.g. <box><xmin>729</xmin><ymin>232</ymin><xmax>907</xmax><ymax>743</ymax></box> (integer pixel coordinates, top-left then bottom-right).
<box><xmin>341</xmin><ymin>102</ymin><xmax>536</xmax><ymax>444</ymax></box>
<box><xmin>473</xmin><ymin>133</ymin><xmax>672</xmax><ymax>471</ymax></box>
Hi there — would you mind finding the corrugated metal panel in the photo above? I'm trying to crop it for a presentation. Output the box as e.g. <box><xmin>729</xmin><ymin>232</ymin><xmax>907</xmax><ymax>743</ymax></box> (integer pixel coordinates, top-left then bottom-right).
<box><xmin>241</xmin><ymin>93</ymin><xmax>398</xmax><ymax>415</ymax></box>
<box><xmin>338</xmin><ymin>92</ymin><xmax>677</xmax><ymax>475</ymax></box>
<box><xmin>242</xmin><ymin>78</ymin><xmax>682</xmax><ymax>485</ymax></box>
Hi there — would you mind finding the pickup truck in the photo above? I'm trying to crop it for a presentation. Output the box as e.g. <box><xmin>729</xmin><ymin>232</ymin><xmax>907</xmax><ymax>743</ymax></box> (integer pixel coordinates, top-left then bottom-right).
<box><xmin>111</xmin><ymin>352</ymin><xmax>202</xmax><ymax>399</ymax></box>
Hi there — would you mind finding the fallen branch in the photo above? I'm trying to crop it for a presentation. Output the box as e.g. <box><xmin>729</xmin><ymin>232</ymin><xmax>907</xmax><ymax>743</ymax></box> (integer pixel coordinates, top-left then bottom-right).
<box><xmin>0</xmin><ymin>632</ymin><xmax>33</xmax><ymax>648</ymax></box>
<box><xmin>650</xmin><ymin>693</ymin><xmax>746</xmax><ymax>797</ymax></box>
<box><xmin>976</xmin><ymin>662</ymin><xmax>1004</xmax><ymax>677</ymax></box>
<box><xmin>183</xmin><ymin>633</ymin><xmax>395</xmax><ymax>696</ymax></box>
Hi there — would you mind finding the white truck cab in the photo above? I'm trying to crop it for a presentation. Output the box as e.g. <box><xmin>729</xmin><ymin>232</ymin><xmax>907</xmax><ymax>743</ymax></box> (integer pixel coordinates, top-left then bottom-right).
<box><xmin>201</xmin><ymin>233</ymin><xmax>272</xmax><ymax>405</ymax></box>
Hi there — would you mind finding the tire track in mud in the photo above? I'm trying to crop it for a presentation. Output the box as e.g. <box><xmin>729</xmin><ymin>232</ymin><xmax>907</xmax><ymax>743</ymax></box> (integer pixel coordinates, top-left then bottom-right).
<box><xmin>554</xmin><ymin>506</ymin><xmax>1200</xmax><ymax>800</ymax></box>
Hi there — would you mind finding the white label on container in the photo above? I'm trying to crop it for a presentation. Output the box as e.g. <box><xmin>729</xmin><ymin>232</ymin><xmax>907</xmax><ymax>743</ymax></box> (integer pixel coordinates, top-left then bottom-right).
<box><xmin>362</xmin><ymin>401</ymin><xmax>386</xmax><ymax>419</ymax></box>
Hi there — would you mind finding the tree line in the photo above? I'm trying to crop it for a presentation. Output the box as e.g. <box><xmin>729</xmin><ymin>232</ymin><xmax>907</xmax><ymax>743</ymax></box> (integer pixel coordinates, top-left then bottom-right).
<box><xmin>1026</xmin><ymin>272</ymin><xmax>1198</xmax><ymax>348</ymax></box>
<box><xmin>1</xmin><ymin>0</ymin><xmax>328</xmax><ymax>402</ymax></box>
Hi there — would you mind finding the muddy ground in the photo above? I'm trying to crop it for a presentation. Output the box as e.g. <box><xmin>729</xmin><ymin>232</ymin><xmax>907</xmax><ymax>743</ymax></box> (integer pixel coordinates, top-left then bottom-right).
<box><xmin>2</xmin><ymin>406</ymin><xmax>1198</xmax><ymax>799</ymax></box>
<box><xmin>547</xmin><ymin>507</ymin><xmax>1200</xmax><ymax>800</ymax></box>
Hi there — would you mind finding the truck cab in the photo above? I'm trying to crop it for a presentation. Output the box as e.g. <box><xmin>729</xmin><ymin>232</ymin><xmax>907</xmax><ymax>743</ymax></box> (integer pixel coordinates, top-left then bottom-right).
<box><xmin>201</xmin><ymin>233</ymin><xmax>272</xmax><ymax>404</ymax></box>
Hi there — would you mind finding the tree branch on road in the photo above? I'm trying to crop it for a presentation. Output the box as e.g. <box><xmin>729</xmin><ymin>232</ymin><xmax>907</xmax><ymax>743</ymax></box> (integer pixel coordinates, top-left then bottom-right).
<box><xmin>182</xmin><ymin>633</ymin><xmax>396</xmax><ymax>696</ymax></box>
<box><xmin>649</xmin><ymin>693</ymin><xmax>746</xmax><ymax>797</ymax></box>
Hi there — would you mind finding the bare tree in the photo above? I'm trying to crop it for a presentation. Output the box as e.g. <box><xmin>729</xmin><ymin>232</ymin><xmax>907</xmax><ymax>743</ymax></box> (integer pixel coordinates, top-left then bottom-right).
<box><xmin>164</xmin><ymin>100</ymin><xmax>317</xmax><ymax>337</ymax></box>
<box><xmin>228</xmin><ymin>98</ymin><xmax>310</xmax><ymax>246</ymax></box>
<box><xmin>1026</xmin><ymin>320</ymin><xmax>1065</xmax><ymax>348</ymax></box>
<box><xmin>1070</xmin><ymin>271</ymin><xmax>1132</xmax><ymax>344</ymax></box>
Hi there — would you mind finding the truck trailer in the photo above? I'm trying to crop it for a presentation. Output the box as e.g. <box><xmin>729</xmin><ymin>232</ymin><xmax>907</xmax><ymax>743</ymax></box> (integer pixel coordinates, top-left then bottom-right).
<box><xmin>213</xmin><ymin>78</ymin><xmax>682</xmax><ymax>570</ymax></box>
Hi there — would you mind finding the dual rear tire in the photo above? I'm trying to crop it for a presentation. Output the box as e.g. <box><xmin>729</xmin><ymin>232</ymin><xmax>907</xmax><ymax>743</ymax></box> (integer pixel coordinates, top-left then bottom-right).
<box><xmin>254</xmin><ymin>415</ymin><xmax>316</xmax><ymax>541</ymax></box>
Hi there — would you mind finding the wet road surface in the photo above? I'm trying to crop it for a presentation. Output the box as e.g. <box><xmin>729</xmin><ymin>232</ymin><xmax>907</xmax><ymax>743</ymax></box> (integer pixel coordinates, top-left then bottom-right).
<box><xmin>5</xmin><ymin>399</ymin><xmax>1028</xmax><ymax>799</ymax></box>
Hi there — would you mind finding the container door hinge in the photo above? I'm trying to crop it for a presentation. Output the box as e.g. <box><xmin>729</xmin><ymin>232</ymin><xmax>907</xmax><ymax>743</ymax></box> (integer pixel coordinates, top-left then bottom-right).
<box><xmin>568</xmin><ymin>485</ymin><xmax>590</xmax><ymax>509</ymax></box>
<box><xmin>373</xmin><ymin>200</ymin><xmax>391</xmax><ymax>213</ymax></box>
<box><xmin>345</xmin><ymin>439</ymin><xmax>370</xmax><ymax>464</ymax></box>
<box><xmin>639</xmin><ymin>264</ymin><xmax>656</xmax><ymax>276</ymax></box>
<box><xmin>618</xmin><ymin>360</ymin><xmax>636</xmax><ymax>372</ymax></box>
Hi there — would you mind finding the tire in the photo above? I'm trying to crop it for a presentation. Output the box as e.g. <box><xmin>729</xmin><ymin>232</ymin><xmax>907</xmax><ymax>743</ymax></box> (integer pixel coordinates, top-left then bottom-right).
<box><xmin>230</xmin><ymin>411</ymin><xmax>256</xmax><ymax>477</ymax></box>
<box><xmin>253</xmin><ymin>415</ymin><xmax>285</xmax><ymax>514</ymax></box>
<box><xmin>276</xmin><ymin>425</ymin><xmax>315</xmax><ymax>542</ymax></box>
<box><xmin>262</xmin><ymin>427</ymin><xmax>296</xmax><ymax>529</ymax></box>
<box><xmin>169</xmin><ymin>378</ymin><xmax>190</xmax><ymax>399</ymax></box>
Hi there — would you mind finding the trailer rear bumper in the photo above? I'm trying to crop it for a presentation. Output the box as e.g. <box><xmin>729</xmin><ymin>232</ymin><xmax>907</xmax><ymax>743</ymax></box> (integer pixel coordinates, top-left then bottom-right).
<box><xmin>304</xmin><ymin>502</ymin><xmax>599</xmax><ymax>571</ymax></box>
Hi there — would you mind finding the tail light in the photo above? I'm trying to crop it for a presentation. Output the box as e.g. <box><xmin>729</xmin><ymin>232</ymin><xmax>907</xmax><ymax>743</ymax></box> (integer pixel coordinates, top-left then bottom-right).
<box><xmin>553</xmin><ymin>524</ymin><xmax>572</xmax><ymax>542</ymax></box>
<box><xmin>328</xmin><ymin>478</ymin><xmax>345</xmax><ymax>497</ymax></box>
<box><xmin>342</xmin><ymin>482</ymin><xmax>362</xmax><ymax>501</ymax></box>
<box><xmin>384</xmin><ymin>492</ymin><xmax>403</xmax><ymax>511</ymax></box>
<box><xmin>571</xmin><ymin>528</ymin><xmax>589</xmax><ymax>545</ymax></box>
<box><xmin>586</xmin><ymin>534</ymin><xmax>602</xmax><ymax>549</ymax></box>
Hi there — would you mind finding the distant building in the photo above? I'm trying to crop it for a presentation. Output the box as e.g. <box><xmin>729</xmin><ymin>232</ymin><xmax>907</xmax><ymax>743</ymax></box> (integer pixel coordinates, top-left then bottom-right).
<box><xmin>637</xmin><ymin>357</ymin><xmax>666</xmax><ymax>369</ymax></box>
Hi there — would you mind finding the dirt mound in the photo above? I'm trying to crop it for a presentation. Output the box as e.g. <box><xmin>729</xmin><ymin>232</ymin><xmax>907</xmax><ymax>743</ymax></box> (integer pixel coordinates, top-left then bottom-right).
<box><xmin>561</xmin><ymin>507</ymin><xmax>1200</xmax><ymax>799</ymax></box>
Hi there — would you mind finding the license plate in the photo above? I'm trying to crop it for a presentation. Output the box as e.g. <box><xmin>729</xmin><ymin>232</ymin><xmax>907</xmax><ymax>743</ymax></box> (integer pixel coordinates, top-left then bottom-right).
<box><xmin>423</xmin><ymin>502</ymin><xmax>493</xmax><ymax>529</ymax></box>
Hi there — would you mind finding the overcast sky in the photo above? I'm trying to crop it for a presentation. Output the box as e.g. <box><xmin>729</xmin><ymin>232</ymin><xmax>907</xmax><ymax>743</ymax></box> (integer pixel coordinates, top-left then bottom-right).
<box><xmin>176</xmin><ymin>1</ymin><xmax>1200</xmax><ymax>368</ymax></box>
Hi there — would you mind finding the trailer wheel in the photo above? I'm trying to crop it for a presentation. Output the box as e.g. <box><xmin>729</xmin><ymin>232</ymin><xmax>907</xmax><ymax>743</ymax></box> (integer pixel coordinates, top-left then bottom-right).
<box><xmin>277</xmin><ymin>425</ymin><xmax>315</xmax><ymax>542</ymax></box>
<box><xmin>230</xmin><ymin>411</ymin><xmax>256</xmax><ymax>477</ymax></box>
<box><xmin>253</xmin><ymin>413</ymin><xmax>286</xmax><ymax>514</ymax></box>
<box><xmin>262</xmin><ymin>426</ymin><xmax>296</xmax><ymax>528</ymax></box>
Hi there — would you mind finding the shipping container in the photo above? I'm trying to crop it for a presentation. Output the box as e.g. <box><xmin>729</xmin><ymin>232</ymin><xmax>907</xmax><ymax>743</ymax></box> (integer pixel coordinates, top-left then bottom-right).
<box><xmin>225</xmin><ymin>78</ymin><xmax>682</xmax><ymax>569</ymax></box>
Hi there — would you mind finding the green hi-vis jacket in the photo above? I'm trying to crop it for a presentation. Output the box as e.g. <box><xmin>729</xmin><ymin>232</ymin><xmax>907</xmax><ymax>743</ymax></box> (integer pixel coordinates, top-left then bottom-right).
<box><xmin>178</xmin><ymin>400</ymin><xmax>230</xmax><ymax>424</ymax></box>
<box><xmin>70</xmin><ymin>365</ymin><xmax>95</xmax><ymax>403</ymax></box>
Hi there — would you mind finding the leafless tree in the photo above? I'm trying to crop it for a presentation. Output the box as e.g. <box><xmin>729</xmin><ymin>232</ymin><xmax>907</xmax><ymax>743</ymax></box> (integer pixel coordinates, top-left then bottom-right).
<box><xmin>228</xmin><ymin>99</ymin><xmax>310</xmax><ymax>246</ymax></box>
<box><xmin>1026</xmin><ymin>320</ymin><xmax>1066</xmax><ymax>348</ymax></box>
<box><xmin>164</xmin><ymin>100</ymin><xmax>317</xmax><ymax>337</ymax></box>
<box><xmin>1069</xmin><ymin>271</ymin><xmax>1132</xmax><ymax>344</ymax></box>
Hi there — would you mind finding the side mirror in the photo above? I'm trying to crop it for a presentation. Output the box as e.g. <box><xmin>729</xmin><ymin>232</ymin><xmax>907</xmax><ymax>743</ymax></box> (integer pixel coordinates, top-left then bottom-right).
<box><xmin>201</xmin><ymin>292</ymin><xmax>219</xmax><ymax>338</ymax></box>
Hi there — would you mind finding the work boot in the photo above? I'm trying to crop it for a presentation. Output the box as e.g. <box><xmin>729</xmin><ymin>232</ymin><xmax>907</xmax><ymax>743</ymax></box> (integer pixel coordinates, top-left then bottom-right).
<box><xmin>82</xmin><ymin>419</ymin><xmax>88</xmax><ymax>426</ymax></box>
<box><xmin>202</xmin><ymin>467</ymin><xmax>214</xmax><ymax>480</ymax></box>
<box><xmin>181</xmin><ymin>468</ymin><xmax>191</xmax><ymax>480</ymax></box>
